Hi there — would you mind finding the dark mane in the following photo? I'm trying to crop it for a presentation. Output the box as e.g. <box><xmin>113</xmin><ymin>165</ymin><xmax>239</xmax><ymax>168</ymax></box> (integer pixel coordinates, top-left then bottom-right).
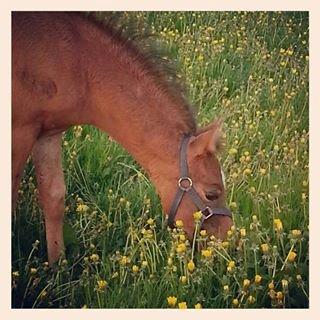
<box><xmin>74</xmin><ymin>11</ymin><xmax>197</xmax><ymax>133</ymax></box>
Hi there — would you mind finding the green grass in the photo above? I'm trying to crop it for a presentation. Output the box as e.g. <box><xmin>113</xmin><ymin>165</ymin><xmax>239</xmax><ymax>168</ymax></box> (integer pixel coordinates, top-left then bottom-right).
<box><xmin>12</xmin><ymin>11</ymin><xmax>309</xmax><ymax>308</ymax></box>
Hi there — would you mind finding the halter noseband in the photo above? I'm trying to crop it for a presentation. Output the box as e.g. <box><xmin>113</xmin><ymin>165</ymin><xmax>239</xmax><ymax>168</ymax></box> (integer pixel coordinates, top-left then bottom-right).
<box><xmin>167</xmin><ymin>134</ymin><xmax>232</xmax><ymax>228</ymax></box>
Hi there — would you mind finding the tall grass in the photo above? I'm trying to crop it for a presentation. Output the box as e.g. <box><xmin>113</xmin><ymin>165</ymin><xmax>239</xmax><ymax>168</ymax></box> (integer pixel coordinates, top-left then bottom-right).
<box><xmin>12</xmin><ymin>11</ymin><xmax>308</xmax><ymax>308</ymax></box>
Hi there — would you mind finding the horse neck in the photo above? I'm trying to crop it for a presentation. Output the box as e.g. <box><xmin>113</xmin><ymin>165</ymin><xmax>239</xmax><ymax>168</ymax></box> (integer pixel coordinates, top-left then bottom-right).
<box><xmin>86</xmin><ymin>52</ymin><xmax>194</xmax><ymax>184</ymax></box>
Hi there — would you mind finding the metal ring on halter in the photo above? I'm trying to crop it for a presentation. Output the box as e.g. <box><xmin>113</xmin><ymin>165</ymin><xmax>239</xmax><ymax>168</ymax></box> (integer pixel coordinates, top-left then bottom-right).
<box><xmin>178</xmin><ymin>177</ymin><xmax>193</xmax><ymax>191</ymax></box>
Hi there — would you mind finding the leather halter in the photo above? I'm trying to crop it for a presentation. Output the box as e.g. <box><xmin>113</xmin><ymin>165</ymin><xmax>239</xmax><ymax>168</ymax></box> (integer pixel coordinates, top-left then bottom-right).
<box><xmin>167</xmin><ymin>134</ymin><xmax>232</xmax><ymax>228</ymax></box>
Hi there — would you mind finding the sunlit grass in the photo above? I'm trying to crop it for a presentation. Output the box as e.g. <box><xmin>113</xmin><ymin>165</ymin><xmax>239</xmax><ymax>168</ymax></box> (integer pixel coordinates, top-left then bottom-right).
<box><xmin>12</xmin><ymin>11</ymin><xmax>308</xmax><ymax>308</ymax></box>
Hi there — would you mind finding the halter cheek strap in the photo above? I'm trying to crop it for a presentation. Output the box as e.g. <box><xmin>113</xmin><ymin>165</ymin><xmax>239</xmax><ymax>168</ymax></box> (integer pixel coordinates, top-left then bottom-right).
<box><xmin>167</xmin><ymin>134</ymin><xmax>232</xmax><ymax>228</ymax></box>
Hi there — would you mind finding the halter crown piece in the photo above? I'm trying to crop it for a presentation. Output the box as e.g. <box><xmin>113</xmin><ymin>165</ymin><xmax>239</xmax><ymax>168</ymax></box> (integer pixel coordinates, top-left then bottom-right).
<box><xmin>167</xmin><ymin>134</ymin><xmax>233</xmax><ymax>228</ymax></box>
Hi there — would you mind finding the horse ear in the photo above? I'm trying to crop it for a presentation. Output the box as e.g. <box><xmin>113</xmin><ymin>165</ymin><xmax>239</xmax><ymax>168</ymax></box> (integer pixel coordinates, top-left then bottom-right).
<box><xmin>191</xmin><ymin>119</ymin><xmax>223</xmax><ymax>156</ymax></box>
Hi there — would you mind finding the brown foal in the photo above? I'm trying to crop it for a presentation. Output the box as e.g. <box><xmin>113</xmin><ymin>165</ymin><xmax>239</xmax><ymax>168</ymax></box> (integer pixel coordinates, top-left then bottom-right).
<box><xmin>12</xmin><ymin>12</ymin><xmax>233</xmax><ymax>265</ymax></box>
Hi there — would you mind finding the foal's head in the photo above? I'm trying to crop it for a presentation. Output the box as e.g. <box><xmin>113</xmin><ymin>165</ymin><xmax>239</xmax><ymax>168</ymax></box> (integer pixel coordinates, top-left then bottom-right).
<box><xmin>161</xmin><ymin>120</ymin><xmax>233</xmax><ymax>239</ymax></box>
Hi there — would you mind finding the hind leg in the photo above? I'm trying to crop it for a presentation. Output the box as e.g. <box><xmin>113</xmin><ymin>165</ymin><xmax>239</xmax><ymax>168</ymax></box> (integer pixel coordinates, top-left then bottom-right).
<box><xmin>12</xmin><ymin>125</ymin><xmax>39</xmax><ymax>208</ymax></box>
<box><xmin>32</xmin><ymin>133</ymin><xmax>66</xmax><ymax>265</ymax></box>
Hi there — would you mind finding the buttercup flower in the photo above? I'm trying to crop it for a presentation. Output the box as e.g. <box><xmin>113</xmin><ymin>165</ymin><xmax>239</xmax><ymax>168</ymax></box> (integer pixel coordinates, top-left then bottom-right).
<box><xmin>167</xmin><ymin>296</ymin><xmax>177</xmax><ymax>307</ymax></box>
<box><xmin>178</xmin><ymin>301</ymin><xmax>188</xmax><ymax>309</ymax></box>
<box><xmin>254</xmin><ymin>274</ymin><xmax>262</xmax><ymax>285</ymax></box>
<box><xmin>288</xmin><ymin>251</ymin><xmax>297</xmax><ymax>262</ymax></box>
<box><xmin>281</xmin><ymin>279</ymin><xmax>288</xmax><ymax>290</ymax></box>
<box><xmin>132</xmin><ymin>265</ymin><xmax>139</xmax><ymax>273</ymax></box>
<box><xmin>243</xmin><ymin>279</ymin><xmax>250</xmax><ymax>289</ymax></box>
<box><xmin>193</xmin><ymin>211</ymin><xmax>202</xmax><ymax>222</ymax></box>
<box><xmin>248</xmin><ymin>295</ymin><xmax>255</xmax><ymax>304</ymax></box>
<box><xmin>201</xmin><ymin>249</ymin><xmax>213</xmax><ymax>258</ymax></box>
<box><xmin>176</xmin><ymin>220</ymin><xmax>184</xmax><ymax>228</ymax></box>
<box><xmin>274</xmin><ymin>219</ymin><xmax>283</xmax><ymax>232</ymax></box>
<box><xmin>291</xmin><ymin>229</ymin><xmax>302</xmax><ymax>239</ymax></box>
<box><xmin>90</xmin><ymin>254</ymin><xmax>99</xmax><ymax>263</ymax></box>
<box><xmin>187</xmin><ymin>260</ymin><xmax>195</xmax><ymax>272</ymax></box>
<box><xmin>176</xmin><ymin>243</ymin><xmax>186</xmax><ymax>254</ymax></box>
<box><xmin>240</xmin><ymin>228</ymin><xmax>246</xmax><ymax>237</ymax></box>
<box><xmin>180</xmin><ymin>275</ymin><xmax>187</xmax><ymax>284</ymax></box>
<box><xmin>232</xmin><ymin>298</ymin><xmax>239</xmax><ymax>307</ymax></box>
<box><xmin>76</xmin><ymin>204</ymin><xmax>89</xmax><ymax>213</ymax></box>
<box><xmin>261</xmin><ymin>243</ymin><xmax>269</xmax><ymax>254</ymax></box>
<box><xmin>97</xmin><ymin>279</ymin><xmax>107</xmax><ymax>290</ymax></box>
<box><xmin>30</xmin><ymin>268</ymin><xmax>37</xmax><ymax>275</ymax></box>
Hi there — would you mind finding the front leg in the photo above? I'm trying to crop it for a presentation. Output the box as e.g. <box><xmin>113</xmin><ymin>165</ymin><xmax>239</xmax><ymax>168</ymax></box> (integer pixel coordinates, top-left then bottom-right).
<box><xmin>32</xmin><ymin>133</ymin><xmax>66</xmax><ymax>265</ymax></box>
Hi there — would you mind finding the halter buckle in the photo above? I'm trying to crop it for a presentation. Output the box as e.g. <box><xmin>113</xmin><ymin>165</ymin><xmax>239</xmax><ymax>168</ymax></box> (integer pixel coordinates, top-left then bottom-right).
<box><xmin>202</xmin><ymin>207</ymin><xmax>214</xmax><ymax>220</ymax></box>
<box><xmin>178</xmin><ymin>177</ymin><xmax>193</xmax><ymax>191</ymax></box>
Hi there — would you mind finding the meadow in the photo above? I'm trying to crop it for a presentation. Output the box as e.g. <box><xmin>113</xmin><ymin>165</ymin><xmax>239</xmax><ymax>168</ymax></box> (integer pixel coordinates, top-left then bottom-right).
<box><xmin>12</xmin><ymin>11</ymin><xmax>309</xmax><ymax>308</ymax></box>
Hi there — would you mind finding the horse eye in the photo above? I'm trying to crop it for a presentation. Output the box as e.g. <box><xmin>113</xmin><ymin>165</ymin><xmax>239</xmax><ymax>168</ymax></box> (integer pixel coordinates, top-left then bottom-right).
<box><xmin>205</xmin><ymin>191</ymin><xmax>220</xmax><ymax>201</ymax></box>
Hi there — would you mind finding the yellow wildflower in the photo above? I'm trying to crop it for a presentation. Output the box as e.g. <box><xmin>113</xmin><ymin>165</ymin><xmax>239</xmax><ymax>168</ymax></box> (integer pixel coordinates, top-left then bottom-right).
<box><xmin>228</xmin><ymin>260</ymin><xmax>235</xmax><ymax>268</ymax></box>
<box><xmin>228</xmin><ymin>148</ymin><xmax>238</xmax><ymax>155</ymax></box>
<box><xmin>132</xmin><ymin>265</ymin><xmax>139</xmax><ymax>273</ymax></box>
<box><xmin>90</xmin><ymin>254</ymin><xmax>99</xmax><ymax>263</ymax></box>
<box><xmin>201</xmin><ymin>249</ymin><xmax>213</xmax><ymax>258</ymax></box>
<box><xmin>176</xmin><ymin>243</ymin><xmax>186</xmax><ymax>254</ymax></box>
<box><xmin>230</xmin><ymin>202</ymin><xmax>237</xmax><ymax>209</ymax></box>
<box><xmin>176</xmin><ymin>220</ymin><xmax>184</xmax><ymax>228</ymax></box>
<box><xmin>240</xmin><ymin>228</ymin><xmax>246</xmax><ymax>237</ymax></box>
<box><xmin>223</xmin><ymin>285</ymin><xmax>229</xmax><ymax>293</ymax></box>
<box><xmin>200</xmin><ymin>230</ymin><xmax>207</xmax><ymax>237</ymax></box>
<box><xmin>76</xmin><ymin>204</ymin><xmax>89</xmax><ymax>213</ymax></box>
<box><xmin>248</xmin><ymin>295</ymin><xmax>255</xmax><ymax>304</ymax></box>
<box><xmin>254</xmin><ymin>274</ymin><xmax>262</xmax><ymax>285</ymax></box>
<box><xmin>40</xmin><ymin>290</ymin><xmax>47</xmax><ymax>299</ymax></box>
<box><xmin>194</xmin><ymin>303</ymin><xmax>202</xmax><ymax>309</ymax></box>
<box><xmin>180</xmin><ymin>275</ymin><xmax>187</xmax><ymax>284</ymax></box>
<box><xmin>288</xmin><ymin>251</ymin><xmax>297</xmax><ymax>262</ymax></box>
<box><xmin>222</xmin><ymin>241</ymin><xmax>229</xmax><ymax>249</ymax></box>
<box><xmin>260</xmin><ymin>168</ymin><xmax>267</xmax><ymax>175</ymax></box>
<box><xmin>281</xmin><ymin>279</ymin><xmax>288</xmax><ymax>290</ymax></box>
<box><xmin>261</xmin><ymin>243</ymin><xmax>269</xmax><ymax>254</ymax></box>
<box><xmin>141</xmin><ymin>260</ymin><xmax>148</xmax><ymax>268</ymax></box>
<box><xmin>302</xmin><ymin>193</ymin><xmax>307</xmax><ymax>202</ymax></box>
<box><xmin>287</xmin><ymin>49</ymin><xmax>293</xmax><ymax>56</ymax></box>
<box><xmin>276</xmin><ymin>291</ymin><xmax>283</xmax><ymax>300</ymax></box>
<box><xmin>243</xmin><ymin>168</ymin><xmax>252</xmax><ymax>175</ymax></box>
<box><xmin>178</xmin><ymin>301</ymin><xmax>188</xmax><ymax>309</ymax></box>
<box><xmin>30</xmin><ymin>268</ymin><xmax>37</xmax><ymax>275</ymax></box>
<box><xmin>179</xmin><ymin>234</ymin><xmax>186</xmax><ymax>242</ymax></box>
<box><xmin>268</xmin><ymin>281</ymin><xmax>275</xmax><ymax>290</ymax></box>
<box><xmin>167</xmin><ymin>296</ymin><xmax>177</xmax><ymax>307</ymax></box>
<box><xmin>12</xmin><ymin>271</ymin><xmax>19</xmax><ymax>277</ymax></box>
<box><xmin>193</xmin><ymin>211</ymin><xmax>203</xmax><ymax>222</ymax></box>
<box><xmin>120</xmin><ymin>255</ymin><xmax>129</xmax><ymax>266</ymax></box>
<box><xmin>269</xmin><ymin>289</ymin><xmax>276</xmax><ymax>300</ymax></box>
<box><xmin>227</xmin><ymin>260</ymin><xmax>235</xmax><ymax>272</ymax></box>
<box><xmin>232</xmin><ymin>298</ymin><xmax>239</xmax><ymax>307</ymax></box>
<box><xmin>147</xmin><ymin>218</ymin><xmax>154</xmax><ymax>225</ymax></box>
<box><xmin>97</xmin><ymin>279</ymin><xmax>107</xmax><ymax>290</ymax></box>
<box><xmin>187</xmin><ymin>260</ymin><xmax>195</xmax><ymax>273</ymax></box>
<box><xmin>243</xmin><ymin>279</ymin><xmax>250</xmax><ymax>289</ymax></box>
<box><xmin>274</xmin><ymin>218</ymin><xmax>283</xmax><ymax>232</ymax></box>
